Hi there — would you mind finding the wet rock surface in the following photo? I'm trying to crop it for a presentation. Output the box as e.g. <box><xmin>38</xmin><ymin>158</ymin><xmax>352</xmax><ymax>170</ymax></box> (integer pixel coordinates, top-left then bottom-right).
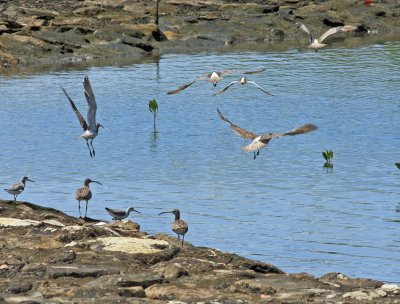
<box><xmin>0</xmin><ymin>199</ymin><xmax>399</xmax><ymax>303</ymax></box>
<box><xmin>0</xmin><ymin>0</ymin><xmax>399</xmax><ymax>72</ymax></box>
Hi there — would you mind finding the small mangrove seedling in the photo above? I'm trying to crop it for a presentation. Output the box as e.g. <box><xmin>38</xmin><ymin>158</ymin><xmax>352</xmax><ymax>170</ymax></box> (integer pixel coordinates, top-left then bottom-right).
<box><xmin>149</xmin><ymin>99</ymin><xmax>159</xmax><ymax>133</ymax></box>
<box><xmin>323</xmin><ymin>149</ymin><xmax>334</xmax><ymax>169</ymax></box>
<box><xmin>395</xmin><ymin>162</ymin><xmax>400</xmax><ymax>169</ymax></box>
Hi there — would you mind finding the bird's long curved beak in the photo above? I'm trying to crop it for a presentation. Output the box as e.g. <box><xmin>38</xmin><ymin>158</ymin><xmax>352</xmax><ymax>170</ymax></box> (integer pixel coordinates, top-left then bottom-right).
<box><xmin>100</xmin><ymin>124</ymin><xmax>104</xmax><ymax>128</ymax></box>
<box><xmin>134</xmin><ymin>209</ymin><xmax>141</xmax><ymax>214</ymax></box>
<box><xmin>91</xmin><ymin>180</ymin><xmax>102</xmax><ymax>185</ymax></box>
<box><xmin>158</xmin><ymin>211</ymin><xmax>171</xmax><ymax>216</ymax></box>
<box><xmin>27</xmin><ymin>179</ymin><xmax>34</xmax><ymax>182</ymax></box>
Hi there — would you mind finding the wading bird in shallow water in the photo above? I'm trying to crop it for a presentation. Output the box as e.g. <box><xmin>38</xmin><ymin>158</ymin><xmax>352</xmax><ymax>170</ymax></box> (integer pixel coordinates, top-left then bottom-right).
<box><xmin>217</xmin><ymin>108</ymin><xmax>317</xmax><ymax>159</ymax></box>
<box><xmin>105</xmin><ymin>207</ymin><xmax>140</xmax><ymax>221</ymax></box>
<box><xmin>213</xmin><ymin>77</ymin><xmax>273</xmax><ymax>96</ymax></box>
<box><xmin>62</xmin><ymin>76</ymin><xmax>104</xmax><ymax>158</ymax></box>
<box><xmin>296</xmin><ymin>21</ymin><xmax>356</xmax><ymax>52</ymax></box>
<box><xmin>167</xmin><ymin>68</ymin><xmax>266</xmax><ymax>95</ymax></box>
<box><xmin>4</xmin><ymin>176</ymin><xmax>34</xmax><ymax>201</ymax></box>
<box><xmin>158</xmin><ymin>209</ymin><xmax>188</xmax><ymax>247</ymax></box>
<box><xmin>75</xmin><ymin>178</ymin><xmax>102</xmax><ymax>218</ymax></box>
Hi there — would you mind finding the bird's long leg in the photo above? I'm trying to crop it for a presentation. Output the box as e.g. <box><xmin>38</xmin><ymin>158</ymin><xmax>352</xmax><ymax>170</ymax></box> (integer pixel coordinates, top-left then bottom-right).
<box><xmin>253</xmin><ymin>151</ymin><xmax>257</xmax><ymax>160</ymax></box>
<box><xmin>13</xmin><ymin>194</ymin><xmax>17</xmax><ymax>201</ymax></box>
<box><xmin>90</xmin><ymin>139</ymin><xmax>96</xmax><ymax>157</ymax></box>
<box><xmin>182</xmin><ymin>235</ymin><xmax>185</xmax><ymax>247</ymax></box>
<box><xmin>86</xmin><ymin>140</ymin><xmax>93</xmax><ymax>158</ymax></box>
<box><xmin>85</xmin><ymin>200</ymin><xmax>88</xmax><ymax>218</ymax></box>
<box><xmin>78</xmin><ymin>201</ymin><xmax>81</xmax><ymax>218</ymax></box>
<box><xmin>257</xmin><ymin>150</ymin><xmax>260</xmax><ymax>156</ymax></box>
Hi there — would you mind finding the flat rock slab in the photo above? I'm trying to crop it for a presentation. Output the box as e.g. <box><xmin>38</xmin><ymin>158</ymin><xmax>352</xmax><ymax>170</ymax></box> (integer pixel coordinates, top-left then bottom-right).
<box><xmin>47</xmin><ymin>265</ymin><xmax>121</xmax><ymax>279</ymax></box>
<box><xmin>0</xmin><ymin>217</ymin><xmax>40</xmax><ymax>227</ymax></box>
<box><xmin>90</xmin><ymin>237</ymin><xmax>172</xmax><ymax>254</ymax></box>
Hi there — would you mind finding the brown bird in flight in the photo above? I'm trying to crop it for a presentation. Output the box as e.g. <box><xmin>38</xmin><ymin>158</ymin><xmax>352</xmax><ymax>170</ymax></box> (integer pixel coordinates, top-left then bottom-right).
<box><xmin>217</xmin><ymin>108</ymin><xmax>317</xmax><ymax>159</ymax></box>
<box><xmin>167</xmin><ymin>68</ymin><xmax>266</xmax><ymax>95</ymax></box>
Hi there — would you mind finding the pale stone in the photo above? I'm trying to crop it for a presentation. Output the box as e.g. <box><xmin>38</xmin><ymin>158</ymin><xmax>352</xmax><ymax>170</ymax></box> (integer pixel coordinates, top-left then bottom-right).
<box><xmin>0</xmin><ymin>217</ymin><xmax>40</xmax><ymax>227</ymax></box>
<box><xmin>90</xmin><ymin>237</ymin><xmax>171</xmax><ymax>254</ymax></box>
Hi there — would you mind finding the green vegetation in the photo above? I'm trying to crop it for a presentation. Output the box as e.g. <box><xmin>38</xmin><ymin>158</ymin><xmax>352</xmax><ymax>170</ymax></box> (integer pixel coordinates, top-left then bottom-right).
<box><xmin>323</xmin><ymin>149</ymin><xmax>334</xmax><ymax>170</ymax></box>
<box><xmin>149</xmin><ymin>99</ymin><xmax>159</xmax><ymax>133</ymax></box>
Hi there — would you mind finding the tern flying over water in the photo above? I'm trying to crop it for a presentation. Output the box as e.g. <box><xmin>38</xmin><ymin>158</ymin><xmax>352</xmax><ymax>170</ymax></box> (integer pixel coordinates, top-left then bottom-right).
<box><xmin>62</xmin><ymin>76</ymin><xmax>103</xmax><ymax>158</ymax></box>
<box><xmin>213</xmin><ymin>77</ymin><xmax>273</xmax><ymax>96</ymax></box>
<box><xmin>4</xmin><ymin>176</ymin><xmax>34</xmax><ymax>201</ymax></box>
<box><xmin>296</xmin><ymin>21</ymin><xmax>356</xmax><ymax>52</ymax></box>
<box><xmin>217</xmin><ymin>108</ymin><xmax>317</xmax><ymax>159</ymax></box>
<box><xmin>167</xmin><ymin>68</ymin><xmax>266</xmax><ymax>95</ymax></box>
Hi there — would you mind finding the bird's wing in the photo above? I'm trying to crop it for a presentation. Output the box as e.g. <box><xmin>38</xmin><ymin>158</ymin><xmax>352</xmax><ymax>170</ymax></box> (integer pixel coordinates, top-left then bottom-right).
<box><xmin>297</xmin><ymin>22</ymin><xmax>314</xmax><ymax>42</ymax></box>
<box><xmin>213</xmin><ymin>81</ymin><xmax>239</xmax><ymax>96</ymax></box>
<box><xmin>242</xmin><ymin>137</ymin><xmax>267</xmax><ymax>152</ymax></box>
<box><xmin>6</xmin><ymin>183</ymin><xmax>24</xmax><ymax>192</ymax></box>
<box><xmin>318</xmin><ymin>26</ymin><xmax>343</xmax><ymax>42</ymax></box>
<box><xmin>105</xmin><ymin>207</ymin><xmax>125</xmax><ymax>216</ymax></box>
<box><xmin>282</xmin><ymin>123</ymin><xmax>318</xmax><ymax>136</ymax></box>
<box><xmin>173</xmin><ymin>219</ymin><xmax>188</xmax><ymax>233</ymax></box>
<box><xmin>83</xmin><ymin>76</ymin><xmax>97</xmax><ymax>130</ymax></box>
<box><xmin>167</xmin><ymin>79</ymin><xmax>197</xmax><ymax>94</ymax></box>
<box><xmin>247</xmin><ymin>80</ymin><xmax>274</xmax><ymax>96</ymax></box>
<box><xmin>217</xmin><ymin>108</ymin><xmax>257</xmax><ymax>140</ymax></box>
<box><xmin>62</xmin><ymin>87</ymin><xmax>88</xmax><ymax>131</ymax></box>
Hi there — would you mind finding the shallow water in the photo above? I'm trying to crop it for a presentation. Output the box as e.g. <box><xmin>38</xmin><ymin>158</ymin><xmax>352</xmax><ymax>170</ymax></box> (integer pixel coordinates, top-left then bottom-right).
<box><xmin>1</xmin><ymin>40</ymin><xmax>400</xmax><ymax>283</ymax></box>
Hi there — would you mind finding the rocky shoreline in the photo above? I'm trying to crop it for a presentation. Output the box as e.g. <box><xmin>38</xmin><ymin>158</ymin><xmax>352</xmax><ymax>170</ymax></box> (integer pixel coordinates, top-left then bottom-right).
<box><xmin>0</xmin><ymin>199</ymin><xmax>399</xmax><ymax>303</ymax></box>
<box><xmin>0</xmin><ymin>0</ymin><xmax>399</xmax><ymax>72</ymax></box>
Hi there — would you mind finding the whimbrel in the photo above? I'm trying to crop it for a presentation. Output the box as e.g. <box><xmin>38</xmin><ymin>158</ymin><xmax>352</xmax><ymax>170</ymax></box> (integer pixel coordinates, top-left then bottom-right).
<box><xmin>105</xmin><ymin>207</ymin><xmax>140</xmax><ymax>221</ymax></box>
<box><xmin>159</xmin><ymin>209</ymin><xmax>188</xmax><ymax>247</ymax></box>
<box><xmin>4</xmin><ymin>176</ymin><xmax>34</xmax><ymax>201</ymax></box>
<box><xmin>167</xmin><ymin>68</ymin><xmax>266</xmax><ymax>95</ymax></box>
<box><xmin>217</xmin><ymin>108</ymin><xmax>317</xmax><ymax>159</ymax></box>
<box><xmin>62</xmin><ymin>76</ymin><xmax>104</xmax><ymax>158</ymax></box>
<box><xmin>75</xmin><ymin>178</ymin><xmax>102</xmax><ymax>218</ymax></box>
<box><xmin>213</xmin><ymin>77</ymin><xmax>273</xmax><ymax>96</ymax></box>
<box><xmin>296</xmin><ymin>21</ymin><xmax>356</xmax><ymax>52</ymax></box>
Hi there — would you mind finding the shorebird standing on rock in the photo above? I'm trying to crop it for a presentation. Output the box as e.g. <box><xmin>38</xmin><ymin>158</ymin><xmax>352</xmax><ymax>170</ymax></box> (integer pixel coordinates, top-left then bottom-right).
<box><xmin>217</xmin><ymin>108</ymin><xmax>317</xmax><ymax>159</ymax></box>
<box><xmin>213</xmin><ymin>76</ymin><xmax>273</xmax><ymax>96</ymax></box>
<box><xmin>296</xmin><ymin>21</ymin><xmax>356</xmax><ymax>52</ymax></box>
<box><xmin>4</xmin><ymin>176</ymin><xmax>34</xmax><ymax>201</ymax></box>
<box><xmin>105</xmin><ymin>207</ymin><xmax>140</xmax><ymax>221</ymax></box>
<box><xmin>158</xmin><ymin>209</ymin><xmax>188</xmax><ymax>247</ymax></box>
<box><xmin>167</xmin><ymin>68</ymin><xmax>266</xmax><ymax>95</ymax></box>
<box><xmin>75</xmin><ymin>178</ymin><xmax>102</xmax><ymax>218</ymax></box>
<box><xmin>62</xmin><ymin>76</ymin><xmax>104</xmax><ymax>158</ymax></box>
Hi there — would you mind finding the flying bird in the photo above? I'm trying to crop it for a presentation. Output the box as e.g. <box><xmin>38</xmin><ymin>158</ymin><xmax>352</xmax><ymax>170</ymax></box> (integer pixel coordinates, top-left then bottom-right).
<box><xmin>4</xmin><ymin>176</ymin><xmax>34</xmax><ymax>201</ymax></box>
<box><xmin>213</xmin><ymin>77</ymin><xmax>273</xmax><ymax>96</ymax></box>
<box><xmin>62</xmin><ymin>76</ymin><xmax>103</xmax><ymax>158</ymax></box>
<box><xmin>158</xmin><ymin>209</ymin><xmax>188</xmax><ymax>247</ymax></box>
<box><xmin>217</xmin><ymin>108</ymin><xmax>317</xmax><ymax>159</ymax></box>
<box><xmin>105</xmin><ymin>207</ymin><xmax>140</xmax><ymax>221</ymax></box>
<box><xmin>75</xmin><ymin>178</ymin><xmax>102</xmax><ymax>218</ymax></box>
<box><xmin>296</xmin><ymin>21</ymin><xmax>356</xmax><ymax>52</ymax></box>
<box><xmin>167</xmin><ymin>68</ymin><xmax>266</xmax><ymax>95</ymax></box>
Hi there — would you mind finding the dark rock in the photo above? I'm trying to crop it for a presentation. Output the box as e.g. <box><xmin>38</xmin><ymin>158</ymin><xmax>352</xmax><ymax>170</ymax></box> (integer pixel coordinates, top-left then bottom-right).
<box><xmin>116</xmin><ymin>273</ymin><xmax>163</xmax><ymax>288</ymax></box>
<box><xmin>47</xmin><ymin>265</ymin><xmax>121</xmax><ymax>279</ymax></box>
<box><xmin>7</xmin><ymin>281</ymin><xmax>33</xmax><ymax>294</ymax></box>
<box><xmin>121</xmin><ymin>36</ymin><xmax>154</xmax><ymax>52</ymax></box>
<box><xmin>323</xmin><ymin>18</ymin><xmax>344</xmax><ymax>27</ymax></box>
<box><xmin>263</xmin><ymin>5</ymin><xmax>279</xmax><ymax>14</ymax></box>
<box><xmin>117</xmin><ymin>286</ymin><xmax>146</xmax><ymax>298</ymax></box>
<box><xmin>376</xmin><ymin>11</ymin><xmax>386</xmax><ymax>17</ymax></box>
<box><xmin>152</xmin><ymin>28</ymin><xmax>168</xmax><ymax>42</ymax></box>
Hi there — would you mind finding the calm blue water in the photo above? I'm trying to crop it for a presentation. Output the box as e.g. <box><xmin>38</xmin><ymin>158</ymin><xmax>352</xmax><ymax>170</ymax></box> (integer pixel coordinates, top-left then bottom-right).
<box><xmin>1</xmin><ymin>41</ymin><xmax>399</xmax><ymax>283</ymax></box>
